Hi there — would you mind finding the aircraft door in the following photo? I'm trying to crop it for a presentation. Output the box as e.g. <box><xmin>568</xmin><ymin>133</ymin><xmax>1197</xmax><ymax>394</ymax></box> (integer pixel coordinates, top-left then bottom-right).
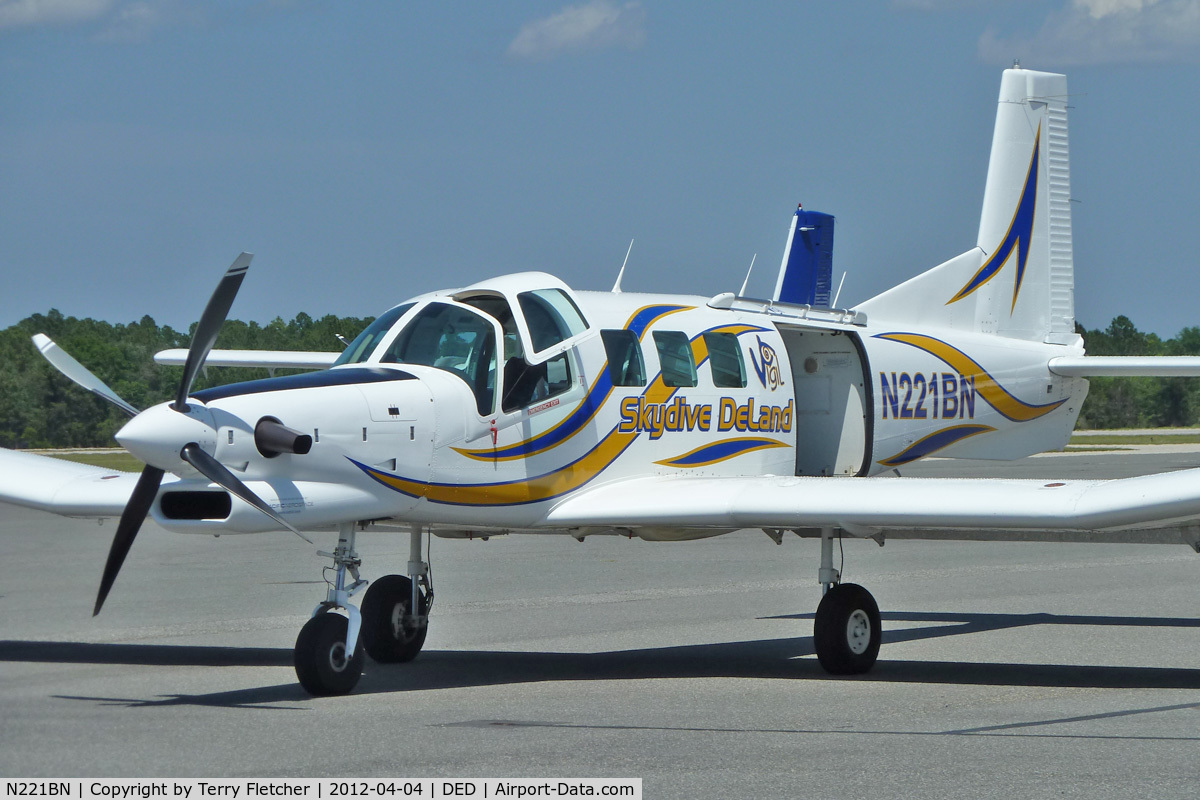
<box><xmin>779</xmin><ymin>327</ymin><xmax>872</xmax><ymax>476</ymax></box>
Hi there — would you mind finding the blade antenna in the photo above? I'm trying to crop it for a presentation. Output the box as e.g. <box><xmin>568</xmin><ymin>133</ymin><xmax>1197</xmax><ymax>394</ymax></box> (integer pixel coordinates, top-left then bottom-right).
<box><xmin>611</xmin><ymin>239</ymin><xmax>634</xmax><ymax>293</ymax></box>
<box><xmin>739</xmin><ymin>254</ymin><xmax>757</xmax><ymax>297</ymax></box>
<box><xmin>832</xmin><ymin>271</ymin><xmax>847</xmax><ymax>308</ymax></box>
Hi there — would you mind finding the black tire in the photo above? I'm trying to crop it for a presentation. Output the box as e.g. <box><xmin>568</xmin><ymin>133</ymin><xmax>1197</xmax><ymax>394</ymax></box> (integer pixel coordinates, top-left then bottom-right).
<box><xmin>294</xmin><ymin>612</ymin><xmax>364</xmax><ymax>695</ymax></box>
<box><xmin>360</xmin><ymin>574</ymin><xmax>428</xmax><ymax>663</ymax></box>
<box><xmin>813</xmin><ymin>583</ymin><xmax>881</xmax><ymax>675</ymax></box>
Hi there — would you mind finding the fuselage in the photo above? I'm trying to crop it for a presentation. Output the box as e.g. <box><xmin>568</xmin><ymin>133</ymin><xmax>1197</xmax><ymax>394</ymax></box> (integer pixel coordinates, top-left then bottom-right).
<box><xmin>120</xmin><ymin>271</ymin><xmax>1089</xmax><ymax>536</ymax></box>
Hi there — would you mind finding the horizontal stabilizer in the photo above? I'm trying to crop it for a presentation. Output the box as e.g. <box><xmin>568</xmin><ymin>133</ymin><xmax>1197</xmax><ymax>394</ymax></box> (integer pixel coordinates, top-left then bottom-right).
<box><xmin>154</xmin><ymin>349</ymin><xmax>338</xmax><ymax>370</ymax></box>
<box><xmin>1049</xmin><ymin>356</ymin><xmax>1200</xmax><ymax>377</ymax></box>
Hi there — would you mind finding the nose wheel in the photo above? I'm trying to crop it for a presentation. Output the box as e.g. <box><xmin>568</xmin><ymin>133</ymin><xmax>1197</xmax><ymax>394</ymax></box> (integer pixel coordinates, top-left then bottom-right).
<box><xmin>294</xmin><ymin>611</ymin><xmax>365</xmax><ymax>695</ymax></box>
<box><xmin>294</xmin><ymin>522</ymin><xmax>368</xmax><ymax>696</ymax></box>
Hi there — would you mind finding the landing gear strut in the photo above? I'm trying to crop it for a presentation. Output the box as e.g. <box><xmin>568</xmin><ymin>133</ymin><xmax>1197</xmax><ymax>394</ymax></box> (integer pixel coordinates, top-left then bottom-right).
<box><xmin>293</xmin><ymin>523</ymin><xmax>434</xmax><ymax>696</ymax></box>
<box><xmin>361</xmin><ymin>525</ymin><xmax>431</xmax><ymax>663</ymax></box>
<box><xmin>295</xmin><ymin>522</ymin><xmax>368</xmax><ymax>695</ymax></box>
<box><xmin>812</xmin><ymin>527</ymin><xmax>881</xmax><ymax>675</ymax></box>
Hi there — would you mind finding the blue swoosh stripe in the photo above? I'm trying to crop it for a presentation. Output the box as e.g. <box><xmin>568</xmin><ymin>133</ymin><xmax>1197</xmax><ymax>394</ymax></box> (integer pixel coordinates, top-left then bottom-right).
<box><xmin>878</xmin><ymin>424</ymin><xmax>995</xmax><ymax>467</ymax></box>
<box><xmin>659</xmin><ymin>437</ymin><xmax>787</xmax><ymax>468</ymax></box>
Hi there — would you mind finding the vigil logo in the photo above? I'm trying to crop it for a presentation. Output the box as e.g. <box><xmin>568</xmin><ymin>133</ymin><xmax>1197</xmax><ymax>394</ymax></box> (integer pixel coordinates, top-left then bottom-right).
<box><xmin>749</xmin><ymin>336</ymin><xmax>784</xmax><ymax>391</ymax></box>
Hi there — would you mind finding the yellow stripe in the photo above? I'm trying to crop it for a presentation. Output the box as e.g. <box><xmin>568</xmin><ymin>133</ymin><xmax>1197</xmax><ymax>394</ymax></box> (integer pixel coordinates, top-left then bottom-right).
<box><xmin>453</xmin><ymin>304</ymin><xmax>695</xmax><ymax>463</ymax></box>
<box><xmin>374</xmin><ymin>337</ymin><xmax>706</xmax><ymax>506</ymax></box>
<box><xmin>623</xmin><ymin>305</ymin><xmax>694</xmax><ymax>338</ymax></box>
<box><xmin>452</xmin><ymin>320</ymin><xmax>763</xmax><ymax>464</ymax></box>
<box><xmin>877</xmin><ymin>332</ymin><xmax>1064</xmax><ymax>422</ymax></box>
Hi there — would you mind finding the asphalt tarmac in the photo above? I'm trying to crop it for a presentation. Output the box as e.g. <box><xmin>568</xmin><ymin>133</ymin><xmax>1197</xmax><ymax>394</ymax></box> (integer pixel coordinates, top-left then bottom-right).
<box><xmin>2</xmin><ymin>449</ymin><xmax>1199</xmax><ymax>797</ymax></box>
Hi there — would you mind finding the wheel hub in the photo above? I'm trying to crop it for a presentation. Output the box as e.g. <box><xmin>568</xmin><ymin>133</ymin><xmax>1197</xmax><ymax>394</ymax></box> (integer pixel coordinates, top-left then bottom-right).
<box><xmin>328</xmin><ymin>641</ymin><xmax>349</xmax><ymax>673</ymax></box>
<box><xmin>846</xmin><ymin>609</ymin><xmax>871</xmax><ymax>655</ymax></box>
<box><xmin>389</xmin><ymin>602</ymin><xmax>405</xmax><ymax>639</ymax></box>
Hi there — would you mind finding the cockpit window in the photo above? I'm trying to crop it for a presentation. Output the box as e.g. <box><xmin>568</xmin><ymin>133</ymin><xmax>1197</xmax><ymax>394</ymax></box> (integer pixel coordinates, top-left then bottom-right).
<box><xmin>517</xmin><ymin>289</ymin><xmax>589</xmax><ymax>353</ymax></box>
<box><xmin>381</xmin><ymin>303</ymin><xmax>497</xmax><ymax>415</ymax></box>
<box><xmin>333</xmin><ymin>303</ymin><xmax>414</xmax><ymax>366</ymax></box>
<box><xmin>460</xmin><ymin>294</ymin><xmax>524</xmax><ymax>360</ymax></box>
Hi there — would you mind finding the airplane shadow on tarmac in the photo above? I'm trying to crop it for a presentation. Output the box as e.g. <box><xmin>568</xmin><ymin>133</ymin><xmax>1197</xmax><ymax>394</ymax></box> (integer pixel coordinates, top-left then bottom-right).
<box><xmin>2</xmin><ymin>610</ymin><xmax>1199</xmax><ymax>709</ymax></box>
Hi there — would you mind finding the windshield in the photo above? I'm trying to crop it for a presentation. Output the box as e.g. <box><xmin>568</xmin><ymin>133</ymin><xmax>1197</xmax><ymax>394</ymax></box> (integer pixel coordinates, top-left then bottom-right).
<box><xmin>333</xmin><ymin>303</ymin><xmax>414</xmax><ymax>366</ymax></box>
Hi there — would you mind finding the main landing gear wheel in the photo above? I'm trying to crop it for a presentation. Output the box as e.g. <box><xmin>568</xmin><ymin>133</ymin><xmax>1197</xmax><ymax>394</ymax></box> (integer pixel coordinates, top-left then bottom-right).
<box><xmin>813</xmin><ymin>583</ymin><xmax>881</xmax><ymax>675</ymax></box>
<box><xmin>294</xmin><ymin>611</ymin><xmax>364</xmax><ymax>695</ymax></box>
<box><xmin>360</xmin><ymin>574</ymin><xmax>428</xmax><ymax>663</ymax></box>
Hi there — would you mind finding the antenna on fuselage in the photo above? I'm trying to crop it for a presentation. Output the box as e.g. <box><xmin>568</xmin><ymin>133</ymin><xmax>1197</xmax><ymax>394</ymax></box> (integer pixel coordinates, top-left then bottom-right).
<box><xmin>611</xmin><ymin>239</ymin><xmax>635</xmax><ymax>293</ymax></box>
<box><xmin>738</xmin><ymin>253</ymin><xmax>757</xmax><ymax>297</ymax></box>
<box><xmin>832</xmin><ymin>271</ymin><xmax>847</xmax><ymax>308</ymax></box>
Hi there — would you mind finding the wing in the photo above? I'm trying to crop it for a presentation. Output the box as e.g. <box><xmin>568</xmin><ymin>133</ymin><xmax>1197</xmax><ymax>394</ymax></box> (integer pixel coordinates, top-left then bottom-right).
<box><xmin>154</xmin><ymin>349</ymin><xmax>338</xmax><ymax>370</ymax></box>
<box><xmin>0</xmin><ymin>448</ymin><xmax>138</xmax><ymax>517</ymax></box>
<box><xmin>545</xmin><ymin>471</ymin><xmax>1200</xmax><ymax>548</ymax></box>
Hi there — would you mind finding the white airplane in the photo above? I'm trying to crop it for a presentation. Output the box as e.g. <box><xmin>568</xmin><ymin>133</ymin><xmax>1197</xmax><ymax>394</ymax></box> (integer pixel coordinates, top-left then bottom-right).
<box><xmin>3</xmin><ymin>67</ymin><xmax>1199</xmax><ymax>695</ymax></box>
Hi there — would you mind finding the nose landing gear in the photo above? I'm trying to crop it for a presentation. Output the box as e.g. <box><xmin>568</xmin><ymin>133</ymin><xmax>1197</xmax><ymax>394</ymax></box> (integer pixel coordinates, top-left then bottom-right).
<box><xmin>293</xmin><ymin>522</ymin><xmax>434</xmax><ymax>695</ymax></box>
<box><xmin>294</xmin><ymin>522</ymin><xmax>368</xmax><ymax>695</ymax></box>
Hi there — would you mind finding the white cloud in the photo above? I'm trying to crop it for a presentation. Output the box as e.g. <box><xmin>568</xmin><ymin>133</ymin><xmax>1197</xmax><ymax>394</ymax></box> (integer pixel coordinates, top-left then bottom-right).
<box><xmin>1075</xmin><ymin>0</ymin><xmax>1158</xmax><ymax>18</ymax></box>
<box><xmin>0</xmin><ymin>0</ymin><xmax>112</xmax><ymax>29</ymax></box>
<box><xmin>978</xmin><ymin>0</ymin><xmax>1200</xmax><ymax>65</ymax></box>
<box><xmin>0</xmin><ymin>0</ymin><xmax>258</xmax><ymax>40</ymax></box>
<box><xmin>507</xmin><ymin>1</ymin><xmax>646</xmax><ymax>61</ymax></box>
<box><xmin>93</xmin><ymin>0</ymin><xmax>163</xmax><ymax>42</ymax></box>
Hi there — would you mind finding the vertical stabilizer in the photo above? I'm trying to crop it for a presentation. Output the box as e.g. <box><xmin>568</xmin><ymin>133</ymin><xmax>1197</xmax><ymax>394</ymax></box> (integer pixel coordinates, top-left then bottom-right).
<box><xmin>857</xmin><ymin>68</ymin><xmax>1076</xmax><ymax>343</ymax></box>
<box><xmin>773</xmin><ymin>205</ymin><xmax>836</xmax><ymax>307</ymax></box>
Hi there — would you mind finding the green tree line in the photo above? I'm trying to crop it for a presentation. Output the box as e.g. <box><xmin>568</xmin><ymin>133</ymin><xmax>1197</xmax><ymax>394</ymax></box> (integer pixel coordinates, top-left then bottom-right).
<box><xmin>0</xmin><ymin>311</ymin><xmax>1197</xmax><ymax>449</ymax></box>
<box><xmin>1073</xmin><ymin>316</ymin><xmax>1200</xmax><ymax>429</ymax></box>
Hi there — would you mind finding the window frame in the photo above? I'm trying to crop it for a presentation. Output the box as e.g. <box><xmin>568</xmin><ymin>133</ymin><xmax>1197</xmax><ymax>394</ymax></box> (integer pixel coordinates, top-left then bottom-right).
<box><xmin>600</xmin><ymin>328</ymin><xmax>647</xmax><ymax>387</ymax></box>
<box><xmin>702</xmin><ymin>331</ymin><xmax>747</xmax><ymax>388</ymax></box>
<box><xmin>517</xmin><ymin>288</ymin><xmax>591</xmax><ymax>356</ymax></box>
<box><xmin>652</xmin><ymin>330</ymin><xmax>698</xmax><ymax>388</ymax></box>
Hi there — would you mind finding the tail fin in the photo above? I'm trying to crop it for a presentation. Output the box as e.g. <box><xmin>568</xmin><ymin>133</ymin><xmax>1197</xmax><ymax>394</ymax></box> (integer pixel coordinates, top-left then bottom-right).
<box><xmin>857</xmin><ymin>68</ymin><xmax>1076</xmax><ymax>343</ymax></box>
<box><xmin>772</xmin><ymin>205</ymin><xmax>836</xmax><ymax>307</ymax></box>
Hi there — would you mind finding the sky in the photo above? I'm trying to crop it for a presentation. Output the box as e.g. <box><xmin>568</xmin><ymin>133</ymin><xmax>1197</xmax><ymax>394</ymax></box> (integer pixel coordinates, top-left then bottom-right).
<box><xmin>2</xmin><ymin>0</ymin><xmax>1199</xmax><ymax>338</ymax></box>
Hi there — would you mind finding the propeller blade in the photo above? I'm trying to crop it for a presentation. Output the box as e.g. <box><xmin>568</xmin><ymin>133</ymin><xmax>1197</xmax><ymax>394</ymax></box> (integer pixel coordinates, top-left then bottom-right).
<box><xmin>94</xmin><ymin>464</ymin><xmax>165</xmax><ymax>615</ymax></box>
<box><xmin>173</xmin><ymin>253</ymin><xmax>252</xmax><ymax>411</ymax></box>
<box><xmin>33</xmin><ymin>334</ymin><xmax>140</xmax><ymax>418</ymax></box>
<box><xmin>180</xmin><ymin>442</ymin><xmax>313</xmax><ymax>544</ymax></box>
